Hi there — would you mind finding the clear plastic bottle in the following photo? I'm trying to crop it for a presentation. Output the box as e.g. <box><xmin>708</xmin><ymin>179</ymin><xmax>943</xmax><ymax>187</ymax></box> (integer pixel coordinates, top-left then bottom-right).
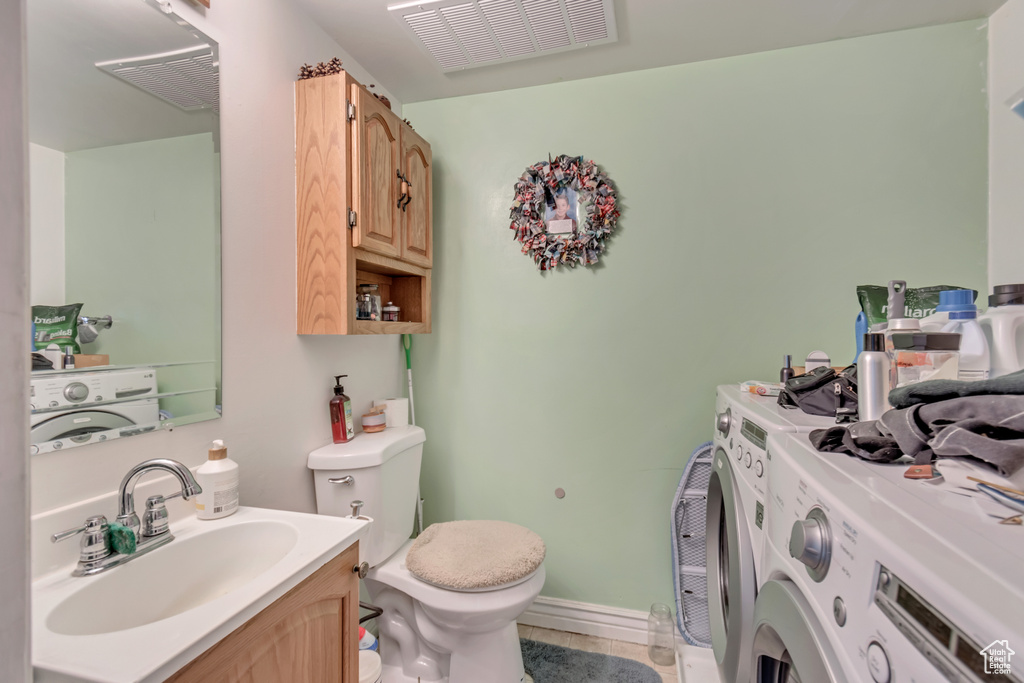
<box><xmin>647</xmin><ymin>603</ymin><xmax>675</xmax><ymax>666</ymax></box>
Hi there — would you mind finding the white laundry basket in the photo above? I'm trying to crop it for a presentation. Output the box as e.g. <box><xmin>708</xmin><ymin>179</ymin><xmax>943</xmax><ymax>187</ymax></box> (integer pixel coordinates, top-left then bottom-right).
<box><xmin>359</xmin><ymin>649</ymin><xmax>382</xmax><ymax>683</ymax></box>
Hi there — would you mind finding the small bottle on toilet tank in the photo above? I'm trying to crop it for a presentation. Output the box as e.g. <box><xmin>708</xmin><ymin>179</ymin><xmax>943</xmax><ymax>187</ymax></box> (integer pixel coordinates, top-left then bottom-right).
<box><xmin>330</xmin><ymin>374</ymin><xmax>355</xmax><ymax>443</ymax></box>
<box><xmin>858</xmin><ymin>333</ymin><xmax>891</xmax><ymax>421</ymax></box>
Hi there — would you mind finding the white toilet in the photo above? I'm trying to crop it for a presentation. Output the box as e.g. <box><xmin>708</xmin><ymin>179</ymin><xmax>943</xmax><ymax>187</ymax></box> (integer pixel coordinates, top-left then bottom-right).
<box><xmin>308</xmin><ymin>426</ymin><xmax>546</xmax><ymax>683</ymax></box>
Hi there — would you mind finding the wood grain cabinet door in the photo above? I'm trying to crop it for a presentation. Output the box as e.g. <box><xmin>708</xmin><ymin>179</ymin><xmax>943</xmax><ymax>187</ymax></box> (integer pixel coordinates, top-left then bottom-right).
<box><xmin>352</xmin><ymin>85</ymin><xmax>401</xmax><ymax>259</ymax></box>
<box><xmin>295</xmin><ymin>72</ymin><xmax>355</xmax><ymax>335</ymax></box>
<box><xmin>167</xmin><ymin>544</ymin><xmax>360</xmax><ymax>683</ymax></box>
<box><xmin>400</xmin><ymin>125</ymin><xmax>432</xmax><ymax>269</ymax></box>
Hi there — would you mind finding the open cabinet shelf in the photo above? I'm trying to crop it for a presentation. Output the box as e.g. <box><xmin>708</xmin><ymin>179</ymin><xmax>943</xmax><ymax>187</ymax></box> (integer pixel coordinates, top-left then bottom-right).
<box><xmin>353</xmin><ymin>251</ymin><xmax>431</xmax><ymax>334</ymax></box>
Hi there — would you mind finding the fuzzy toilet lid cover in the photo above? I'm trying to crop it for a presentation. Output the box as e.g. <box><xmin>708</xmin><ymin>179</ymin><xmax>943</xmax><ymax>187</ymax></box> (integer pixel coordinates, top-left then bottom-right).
<box><xmin>406</xmin><ymin>520</ymin><xmax>546</xmax><ymax>591</ymax></box>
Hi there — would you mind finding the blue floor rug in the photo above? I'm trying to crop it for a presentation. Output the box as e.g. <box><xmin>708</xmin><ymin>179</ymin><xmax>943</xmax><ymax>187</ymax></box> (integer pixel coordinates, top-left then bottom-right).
<box><xmin>520</xmin><ymin>639</ymin><xmax>663</xmax><ymax>683</ymax></box>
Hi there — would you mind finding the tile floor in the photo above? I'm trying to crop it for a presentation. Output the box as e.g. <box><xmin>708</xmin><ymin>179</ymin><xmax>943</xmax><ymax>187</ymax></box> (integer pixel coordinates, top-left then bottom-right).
<box><xmin>517</xmin><ymin>624</ymin><xmax>678</xmax><ymax>683</ymax></box>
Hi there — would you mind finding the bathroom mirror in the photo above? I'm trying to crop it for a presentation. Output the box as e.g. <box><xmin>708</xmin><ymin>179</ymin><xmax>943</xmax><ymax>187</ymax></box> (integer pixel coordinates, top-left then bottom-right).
<box><xmin>27</xmin><ymin>0</ymin><xmax>222</xmax><ymax>455</ymax></box>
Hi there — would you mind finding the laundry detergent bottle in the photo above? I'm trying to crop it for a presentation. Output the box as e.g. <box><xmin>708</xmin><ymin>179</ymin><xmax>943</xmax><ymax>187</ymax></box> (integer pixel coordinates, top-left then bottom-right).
<box><xmin>942</xmin><ymin>307</ymin><xmax>990</xmax><ymax>382</ymax></box>
<box><xmin>979</xmin><ymin>284</ymin><xmax>1024</xmax><ymax>378</ymax></box>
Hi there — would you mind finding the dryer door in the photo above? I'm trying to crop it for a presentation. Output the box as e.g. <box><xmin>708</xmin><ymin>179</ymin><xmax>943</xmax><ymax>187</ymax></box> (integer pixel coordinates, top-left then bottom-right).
<box><xmin>31</xmin><ymin>410</ymin><xmax>136</xmax><ymax>443</ymax></box>
<box><xmin>706</xmin><ymin>446</ymin><xmax>756</xmax><ymax>683</ymax></box>
<box><xmin>751</xmin><ymin>580</ymin><xmax>847</xmax><ymax>683</ymax></box>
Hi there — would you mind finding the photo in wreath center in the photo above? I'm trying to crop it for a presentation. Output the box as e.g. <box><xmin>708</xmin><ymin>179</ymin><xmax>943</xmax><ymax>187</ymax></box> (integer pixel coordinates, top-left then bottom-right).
<box><xmin>509</xmin><ymin>155</ymin><xmax>620</xmax><ymax>270</ymax></box>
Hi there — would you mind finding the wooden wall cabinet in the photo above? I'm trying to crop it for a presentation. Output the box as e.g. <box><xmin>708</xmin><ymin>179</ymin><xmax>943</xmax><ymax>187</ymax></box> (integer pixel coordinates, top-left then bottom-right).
<box><xmin>168</xmin><ymin>543</ymin><xmax>360</xmax><ymax>683</ymax></box>
<box><xmin>297</xmin><ymin>71</ymin><xmax>432</xmax><ymax>335</ymax></box>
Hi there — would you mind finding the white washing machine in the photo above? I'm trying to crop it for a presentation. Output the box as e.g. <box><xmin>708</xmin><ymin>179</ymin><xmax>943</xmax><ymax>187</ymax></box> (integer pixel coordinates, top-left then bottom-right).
<box><xmin>30</xmin><ymin>368</ymin><xmax>159</xmax><ymax>454</ymax></box>
<box><xmin>706</xmin><ymin>386</ymin><xmax>835</xmax><ymax>683</ymax></box>
<box><xmin>758</xmin><ymin>432</ymin><xmax>1024</xmax><ymax>683</ymax></box>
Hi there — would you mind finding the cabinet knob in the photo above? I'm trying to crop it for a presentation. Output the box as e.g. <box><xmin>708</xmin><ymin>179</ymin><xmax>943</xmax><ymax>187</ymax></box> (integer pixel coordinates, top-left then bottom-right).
<box><xmin>353</xmin><ymin>562</ymin><xmax>369</xmax><ymax>579</ymax></box>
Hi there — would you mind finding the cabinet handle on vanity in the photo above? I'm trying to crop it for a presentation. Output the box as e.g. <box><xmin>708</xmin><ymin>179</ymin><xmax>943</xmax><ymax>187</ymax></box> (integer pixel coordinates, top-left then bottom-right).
<box><xmin>354</xmin><ymin>562</ymin><xmax>369</xmax><ymax>578</ymax></box>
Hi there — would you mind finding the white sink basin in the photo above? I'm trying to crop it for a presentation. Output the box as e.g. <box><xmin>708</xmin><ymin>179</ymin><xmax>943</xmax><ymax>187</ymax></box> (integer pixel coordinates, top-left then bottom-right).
<box><xmin>48</xmin><ymin>520</ymin><xmax>298</xmax><ymax>636</ymax></box>
<box><xmin>33</xmin><ymin>507</ymin><xmax>367</xmax><ymax>683</ymax></box>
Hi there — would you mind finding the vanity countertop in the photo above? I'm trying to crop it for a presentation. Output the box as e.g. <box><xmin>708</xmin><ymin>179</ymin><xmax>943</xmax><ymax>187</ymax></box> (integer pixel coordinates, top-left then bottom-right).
<box><xmin>32</xmin><ymin>506</ymin><xmax>367</xmax><ymax>683</ymax></box>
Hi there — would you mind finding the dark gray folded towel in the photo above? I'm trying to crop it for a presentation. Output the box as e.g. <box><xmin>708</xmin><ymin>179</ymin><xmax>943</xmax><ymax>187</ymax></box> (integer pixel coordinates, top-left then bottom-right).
<box><xmin>811</xmin><ymin>394</ymin><xmax>1024</xmax><ymax>477</ymax></box>
<box><xmin>889</xmin><ymin>368</ymin><xmax>1024</xmax><ymax>409</ymax></box>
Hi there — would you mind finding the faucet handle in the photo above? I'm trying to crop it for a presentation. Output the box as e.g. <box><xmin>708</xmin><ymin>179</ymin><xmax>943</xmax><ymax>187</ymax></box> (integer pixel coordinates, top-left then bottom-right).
<box><xmin>52</xmin><ymin>515</ymin><xmax>111</xmax><ymax>563</ymax></box>
<box><xmin>350</xmin><ymin>500</ymin><xmax>364</xmax><ymax>518</ymax></box>
<box><xmin>142</xmin><ymin>495</ymin><xmax>173</xmax><ymax>538</ymax></box>
<box><xmin>52</xmin><ymin>515</ymin><xmax>106</xmax><ymax>542</ymax></box>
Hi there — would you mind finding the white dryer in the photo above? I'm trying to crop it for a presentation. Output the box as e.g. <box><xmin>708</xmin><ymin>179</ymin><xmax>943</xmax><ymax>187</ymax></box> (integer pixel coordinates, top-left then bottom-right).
<box><xmin>30</xmin><ymin>368</ymin><xmax>159</xmax><ymax>454</ymax></box>
<box><xmin>758</xmin><ymin>432</ymin><xmax>1024</xmax><ymax>683</ymax></box>
<box><xmin>706</xmin><ymin>386</ymin><xmax>834</xmax><ymax>683</ymax></box>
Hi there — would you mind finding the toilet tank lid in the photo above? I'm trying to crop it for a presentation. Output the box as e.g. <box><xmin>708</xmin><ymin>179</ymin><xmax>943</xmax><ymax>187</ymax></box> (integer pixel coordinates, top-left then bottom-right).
<box><xmin>307</xmin><ymin>426</ymin><xmax>426</xmax><ymax>470</ymax></box>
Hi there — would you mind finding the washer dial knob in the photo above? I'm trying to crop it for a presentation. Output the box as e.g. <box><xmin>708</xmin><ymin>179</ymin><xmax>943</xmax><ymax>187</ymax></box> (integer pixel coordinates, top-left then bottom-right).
<box><xmin>716</xmin><ymin>408</ymin><xmax>732</xmax><ymax>437</ymax></box>
<box><xmin>789</xmin><ymin>507</ymin><xmax>832</xmax><ymax>581</ymax></box>
<box><xmin>754</xmin><ymin>460</ymin><xmax>764</xmax><ymax>478</ymax></box>
<box><xmin>63</xmin><ymin>382</ymin><xmax>89</xmax><ymax>403</ymax></box>
<box><xmin>866</xmin><ymin>641</ymin><xmax>891</xmax><ymax>683</ymax></box>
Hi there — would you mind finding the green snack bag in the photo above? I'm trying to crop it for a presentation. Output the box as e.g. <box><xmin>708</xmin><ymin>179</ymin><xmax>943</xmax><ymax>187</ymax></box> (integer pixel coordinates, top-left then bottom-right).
<box><xmin>32</xmin><ymin>303</ymin><xmax>84</xmax><ymax>354</ymax></box>
<box><xmin>856</xmin><ymin>285</ymin><xmax>976</xmax><ymax>328</ymax></box>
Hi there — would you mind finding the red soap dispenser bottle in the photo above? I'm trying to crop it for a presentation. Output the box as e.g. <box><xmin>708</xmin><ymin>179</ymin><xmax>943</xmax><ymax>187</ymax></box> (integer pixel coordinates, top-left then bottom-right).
<box><xmin>330</xmin><ymin>374</ymin><xmax>355</xmax><ymax>443</ymax></box>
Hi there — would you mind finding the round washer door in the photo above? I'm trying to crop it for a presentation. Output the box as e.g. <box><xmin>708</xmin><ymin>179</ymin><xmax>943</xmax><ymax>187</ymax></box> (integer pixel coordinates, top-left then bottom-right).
<box><xmin>751</xmin><ymin>580</ymin><xmax>847</xmax><ymax>683</ymax></box>
<box><xmin>706</xmin><ymin>446</ymin><xmax>757</xmax><ymax>683</ymax></box>
<box><xmin>31</xmin><ymin>410</ymin><xmax>136</xmax><ymax>443</ymax></box>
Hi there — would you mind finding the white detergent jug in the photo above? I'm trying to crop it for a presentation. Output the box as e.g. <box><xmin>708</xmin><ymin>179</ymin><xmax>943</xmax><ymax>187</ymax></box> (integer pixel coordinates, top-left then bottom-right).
<box><xmin>978</xmin><ymin>285</ymin><xmax>1024</xmax><ymax>378</ymax></box>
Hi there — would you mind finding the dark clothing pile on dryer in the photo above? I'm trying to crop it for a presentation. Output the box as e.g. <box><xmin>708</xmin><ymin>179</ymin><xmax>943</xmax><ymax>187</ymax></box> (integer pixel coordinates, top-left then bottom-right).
<box><xmin>810</xmin><ymin>395</ymin><xmax>1024</xmax><ymax>478</ymax></box>
<box><xmin>888</xmin><ymin>368</ymin><xmax>1024</xmax><ymax>409</ymax></box>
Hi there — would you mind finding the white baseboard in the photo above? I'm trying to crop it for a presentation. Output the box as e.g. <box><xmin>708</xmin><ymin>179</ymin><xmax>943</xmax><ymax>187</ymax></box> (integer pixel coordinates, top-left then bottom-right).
<box><xmin>518</xmin><ymin>596</ymin><xmax>650</xmax><ymax>644</ymax></box>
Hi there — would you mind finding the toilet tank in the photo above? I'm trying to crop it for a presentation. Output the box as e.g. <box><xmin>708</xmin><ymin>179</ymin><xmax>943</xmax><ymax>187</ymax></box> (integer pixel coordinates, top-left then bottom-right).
<box><xmin>308</xmin><ymin>426</ymin><xmax>425</xmax><ymax>567</ymax></box>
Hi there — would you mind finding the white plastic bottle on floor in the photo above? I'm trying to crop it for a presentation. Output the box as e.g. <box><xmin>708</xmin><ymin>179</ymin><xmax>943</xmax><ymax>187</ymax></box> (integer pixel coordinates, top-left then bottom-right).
<box><xmin>942</xmin><ymin>311</ymin><xmax>990</xmax><ymax>381</ymax></box>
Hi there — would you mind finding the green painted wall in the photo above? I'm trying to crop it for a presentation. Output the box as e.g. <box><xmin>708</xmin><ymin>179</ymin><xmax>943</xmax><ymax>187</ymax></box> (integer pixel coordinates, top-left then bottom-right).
<box><xmin>405</xmin><ymin>21</ymin><xmax>988</xmax><ymax>612</ymax></box>
<box><xmin>64</xmin><ymin>133</ymin><xmax>220</xmax><ymax>415</ymax></box>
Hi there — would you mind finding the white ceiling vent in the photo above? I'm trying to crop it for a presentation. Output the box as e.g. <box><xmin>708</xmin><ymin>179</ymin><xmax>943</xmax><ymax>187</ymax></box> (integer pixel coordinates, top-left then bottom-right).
<box><xmin>96</xmin><ymin>45</ymin><xmax>219</xmax><ymax>113</ymax></box>
<box><xmin>389</xmin><ymin>0</ymin><xmax>616</xmax><ymax>72</ymax></box>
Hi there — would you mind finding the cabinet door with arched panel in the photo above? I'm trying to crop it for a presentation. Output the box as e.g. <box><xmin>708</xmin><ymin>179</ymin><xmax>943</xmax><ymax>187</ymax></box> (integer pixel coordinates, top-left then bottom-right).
<box><xmin>400</xmin><ymin>125</ymin><xmax>432</xmax><ymax>269</ymax></box>
<box><xmin>352</xmin><ymin>85</ymin><xmax>401</xmax><ymax>259</ymax></box>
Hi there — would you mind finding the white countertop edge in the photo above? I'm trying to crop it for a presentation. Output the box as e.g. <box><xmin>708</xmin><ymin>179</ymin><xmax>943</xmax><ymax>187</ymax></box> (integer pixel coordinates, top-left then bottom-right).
<box><xmin>33</xmin><ymin>507</ymin><xmax>367</xmax><ymax>683</ymax></box>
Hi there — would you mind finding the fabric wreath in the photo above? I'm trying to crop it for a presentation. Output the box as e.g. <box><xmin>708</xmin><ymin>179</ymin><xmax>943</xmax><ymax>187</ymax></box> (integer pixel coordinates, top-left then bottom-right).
<box><xmin>509</xmin><ymin>155</ymin><xmax>620</xmax><ymax>271</ymax></box>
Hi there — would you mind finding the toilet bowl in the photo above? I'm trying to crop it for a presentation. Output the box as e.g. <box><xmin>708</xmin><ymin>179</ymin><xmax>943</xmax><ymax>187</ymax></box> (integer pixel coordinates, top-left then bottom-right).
<box><xmin>308</xmin><ymin>426</ymin><xmax>545</xmax><ymax>683</ymax></box>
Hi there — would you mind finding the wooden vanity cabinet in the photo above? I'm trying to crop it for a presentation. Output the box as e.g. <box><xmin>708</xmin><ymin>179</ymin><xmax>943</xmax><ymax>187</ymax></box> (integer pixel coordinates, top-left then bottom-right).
<box><xmin>167</xmin><ymin>543</ymin><xmax>360</xmax><ymax>683</ymax></box>
<box><xmin>296</xmin><ymin>71</ymin><xmax>432</xmax><ymax>335</ymax></box>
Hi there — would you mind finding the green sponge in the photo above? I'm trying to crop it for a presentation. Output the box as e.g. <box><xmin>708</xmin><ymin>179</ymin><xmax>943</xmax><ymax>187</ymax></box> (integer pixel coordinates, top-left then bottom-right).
<box><xmin>108</xmin><ymin>523</ymin><xmax>136</xmax><ymax>555</ymax></box>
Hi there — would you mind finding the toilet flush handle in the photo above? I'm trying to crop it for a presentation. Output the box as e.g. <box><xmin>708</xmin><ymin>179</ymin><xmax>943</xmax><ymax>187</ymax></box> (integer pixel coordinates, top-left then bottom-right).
<box><xmin>329</xmin><ymin>476</ymin><xmax>354</xmax><ymax>486</ymax></box>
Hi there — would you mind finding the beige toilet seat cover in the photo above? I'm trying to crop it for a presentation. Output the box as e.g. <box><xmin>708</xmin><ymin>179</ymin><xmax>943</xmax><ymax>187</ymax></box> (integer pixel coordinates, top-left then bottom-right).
<box><xmin>406</xmin><ymin>520</ymin><xmax>546</xmax><ymax>591</ymax></box>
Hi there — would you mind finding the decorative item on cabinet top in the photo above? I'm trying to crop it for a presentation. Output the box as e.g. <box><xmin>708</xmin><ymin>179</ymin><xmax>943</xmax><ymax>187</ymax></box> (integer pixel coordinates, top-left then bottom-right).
<box><xmin>295</xmin><ymin>69</ymin><xmax>432</xmax><ymax>336</ymax></box>
<box><xmin>510</xmin><ymin>155</ymin><xmax>619</xmax><ymax>271</ymax></box>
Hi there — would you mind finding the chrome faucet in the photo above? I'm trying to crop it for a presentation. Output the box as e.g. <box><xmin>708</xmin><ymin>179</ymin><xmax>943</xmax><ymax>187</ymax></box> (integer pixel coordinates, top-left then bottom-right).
<box><xmin>52</xmin><ymin>458</ymin><xmax>201</xmax><ymax>577</ymax></box>
<box><xmin>117</xmin><ymin>458</ymin><xmax>201</xmax><ymax>539</ymax></box>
